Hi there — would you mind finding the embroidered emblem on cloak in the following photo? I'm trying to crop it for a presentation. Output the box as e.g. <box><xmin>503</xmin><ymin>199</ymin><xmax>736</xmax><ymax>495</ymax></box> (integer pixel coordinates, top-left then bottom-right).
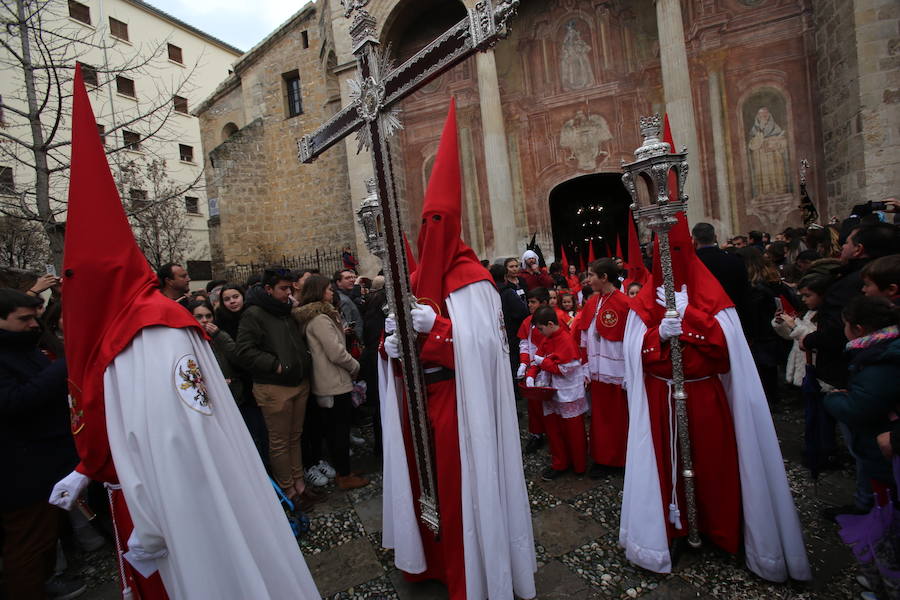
<box><xmin>175</xmin><ymin>355</ymin><xmax>212</xmax><ymax>415</ymax></box>
<box><xmin>67</xmin><ymin>383</ymin><xmax>85</xmax><ymax>434</ymax></box>
<box><xmin>600</xmin><ymin>309</ymin><xmax>618</xmax><ymax>328</ymax></box>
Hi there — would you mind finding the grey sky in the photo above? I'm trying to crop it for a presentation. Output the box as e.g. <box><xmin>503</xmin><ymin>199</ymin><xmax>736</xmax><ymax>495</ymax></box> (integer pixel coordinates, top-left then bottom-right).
<box><xmin>146</xmin><ymin>0</ymin><xmax>312</xmax><ymax>52</ymax></box>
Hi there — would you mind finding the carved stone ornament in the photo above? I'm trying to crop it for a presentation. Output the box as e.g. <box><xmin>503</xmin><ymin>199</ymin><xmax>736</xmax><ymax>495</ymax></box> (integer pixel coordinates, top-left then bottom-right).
<box><xmin>340</xmin><ymin>0</ymin><xmax>370</xmax><ymax>19</ymax></box>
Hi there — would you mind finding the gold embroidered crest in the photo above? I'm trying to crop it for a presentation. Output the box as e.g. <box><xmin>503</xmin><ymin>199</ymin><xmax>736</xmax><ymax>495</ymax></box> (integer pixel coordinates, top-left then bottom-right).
<box><xmin>600</xmin><ymin>309</ymin><xmax>618</xmax><ymax>328</ymax></box>
<box><xmin>175</xmin><ymin>355</ymin><xmax>212</xmax><ymax>415</ymax></box>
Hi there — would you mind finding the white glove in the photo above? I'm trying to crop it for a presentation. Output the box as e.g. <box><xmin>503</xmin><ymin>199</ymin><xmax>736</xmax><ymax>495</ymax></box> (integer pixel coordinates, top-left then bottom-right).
<box><xmin>410</xmin><ymin>303</ymin><xmax>437</xmax><ymax>334</ymax></box>
<box><xmin>533</xmin><ymin>354</ymin><xmax>544</xmax><ymax>366</ymax></box>
<box><xmin>384</xmin><ymin>333</ymin><xmax>401</xmax><ymax>359</ymax></box>
<box><xmin>516</xmin><ymin>363</ymin><xmax>527</xmax><ymax>379</ymax></box>
<box><xmin>49</xmin><ymin>470</ymin><xmax>90</xmax><ymax>510</ymax></box>
<box><xmin>385</xmin><ymin>314</ymin><xmax>397</xmax><ymax>335</ymax></box>
<box><xmin>525</xmin><ymin>376</ymin><xmax>535</xmax><ymax>388</ymax></box>
<box><xmin>659</xmin><ymin>317</ymin><xmax>683</xmax><ymax>341</ymax></box>
<box><xmin>123</xmin><ymin>530</ymin><xmax>167</xmax><ymax>578</ymax></box>
<box><xmin>656</xmin><ymin>284</ymin><xmax>688</xmax><ymax>318</ymax></box>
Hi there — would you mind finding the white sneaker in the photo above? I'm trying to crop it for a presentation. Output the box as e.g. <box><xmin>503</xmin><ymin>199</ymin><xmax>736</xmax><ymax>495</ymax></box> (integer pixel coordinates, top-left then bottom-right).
<box><xmin>305</xmin><ymin>467</ymin><xmax>328</xmax><ymax>487</ymax></box>
<box><xmin>316</xmin><ymin>460</ymin><xmax>336</xmax><ymax>479</ymax></box>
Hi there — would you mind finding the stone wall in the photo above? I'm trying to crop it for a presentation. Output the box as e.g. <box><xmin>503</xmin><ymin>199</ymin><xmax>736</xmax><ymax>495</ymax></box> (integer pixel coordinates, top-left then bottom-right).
<box><xmin>814</xmin><ymin>0</ymin><xmax>899</xmax><ymax>219</ymax></box>
<box><xmin>853</xmin><ymin>0</ymin><xmax>900</xmax><ymax>211</ymax></box>
<box><xmin>198</xmin><ymin>5</ymin><xmax>354</xmax><ymax>271</ymax></box>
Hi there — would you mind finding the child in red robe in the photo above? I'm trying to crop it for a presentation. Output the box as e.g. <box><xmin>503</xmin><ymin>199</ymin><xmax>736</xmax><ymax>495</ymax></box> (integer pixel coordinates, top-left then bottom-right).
<box><xmin>526</xmin><ymin>306</ymin><xmax>588</xmax><ymax>480</ymax></box>
<box><xmin>572</xmin><ymin>258</ymin><xmax>630</xmax><ymax>478</ymax></box>
<box><xmin>516</xmin><ymin>287</ymin><xmax>551</xmax><ymax>453</ymax></box>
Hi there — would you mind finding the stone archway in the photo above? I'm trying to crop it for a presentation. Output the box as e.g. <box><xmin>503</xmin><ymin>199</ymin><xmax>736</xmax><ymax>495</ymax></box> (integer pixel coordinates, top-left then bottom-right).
<box><xmin>548</xmin><ymin>173</ymin><xmax>631</xmax><ymax>268</ymax></box>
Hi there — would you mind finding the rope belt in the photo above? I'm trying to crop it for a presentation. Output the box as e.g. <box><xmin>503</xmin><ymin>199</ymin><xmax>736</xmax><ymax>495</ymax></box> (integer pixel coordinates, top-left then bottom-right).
<box><xmin>647</xmin><ymin>373</ymin><xmax>711</xmax><ymax>531</ymax></box>
<box><xmin>105</xmin><ymin>483</ymin><xmax>134</xmax><ymax>599</ymax></box>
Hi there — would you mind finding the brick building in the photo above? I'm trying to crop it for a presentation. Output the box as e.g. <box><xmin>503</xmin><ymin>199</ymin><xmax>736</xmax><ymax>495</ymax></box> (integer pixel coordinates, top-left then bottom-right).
<box><xmin>196</xmin><ymin>0</ymin><xmax>899</xmax><ymax>277</ymax></box>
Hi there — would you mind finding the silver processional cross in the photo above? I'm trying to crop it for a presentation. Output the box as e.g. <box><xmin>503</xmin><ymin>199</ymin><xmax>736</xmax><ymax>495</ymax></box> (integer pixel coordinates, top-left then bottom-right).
<box><xmin>297</xmin><ymin>0</ymin><xmax>521</xmax><ymax>534</ymax></box>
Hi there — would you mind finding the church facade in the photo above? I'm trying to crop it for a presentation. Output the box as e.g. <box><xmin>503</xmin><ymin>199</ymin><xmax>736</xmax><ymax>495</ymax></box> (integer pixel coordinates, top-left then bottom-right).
<box><xmin>196</xmin><ymin>0</ymin><xmax>899</xmax><ymax>276</ymax></box>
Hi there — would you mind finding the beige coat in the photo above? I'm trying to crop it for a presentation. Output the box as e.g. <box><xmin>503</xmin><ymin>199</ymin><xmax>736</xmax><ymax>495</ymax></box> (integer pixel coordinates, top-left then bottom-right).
<box><xmin>294</xmin><ymin>303</ymin><xmax>359</xmax><ymax>396</ymax></box>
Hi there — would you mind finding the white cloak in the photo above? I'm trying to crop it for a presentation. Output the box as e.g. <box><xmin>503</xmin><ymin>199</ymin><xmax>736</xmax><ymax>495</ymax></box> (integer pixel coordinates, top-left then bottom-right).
<box><xmin>380</xmin><ymin>281</ymin><xmax>537</xmax><ymax>599</ymax></box>
<box><xmin>104</xmin><ymin>326</ymin><xmax>320</xmax><ymax>599</ymax></box>
<box><xmin>619</xmin><ymin>307</ymin><xmax>811</xmax><ymax>582</ymax></box>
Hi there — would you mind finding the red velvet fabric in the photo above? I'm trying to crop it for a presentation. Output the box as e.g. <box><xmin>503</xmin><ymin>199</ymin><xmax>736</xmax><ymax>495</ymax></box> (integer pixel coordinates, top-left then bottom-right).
<box><xmin>641</xmin><ymin>306</ymin><xmax>742</xmax><ymax>553</ymax></box>
<box><xmin>588</xmin><ymin>381</ymin><xmax>628</xmax><ymax>467</ymax></box>
<box><xmin>544</xmin><ymin>413</ymin><xmax>587</xmax><ymax>473</ymax></box>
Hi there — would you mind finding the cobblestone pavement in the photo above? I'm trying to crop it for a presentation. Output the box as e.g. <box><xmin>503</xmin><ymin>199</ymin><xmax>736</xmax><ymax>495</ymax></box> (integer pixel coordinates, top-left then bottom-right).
<box><xmin>68</xmin><ymin>392</ymin><xmax>862</xmax><ymax>599</ymax></box>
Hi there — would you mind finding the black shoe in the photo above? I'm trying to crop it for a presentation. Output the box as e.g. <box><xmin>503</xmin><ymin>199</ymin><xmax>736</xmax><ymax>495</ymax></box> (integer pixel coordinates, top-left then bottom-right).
<box><xmin>45</xmin><ymin>575</ymin><xmax>86</xmax><ymax>600</ymax></box>
<box><xmin>820</xmin><ymin>504</ymin><xmax>869</xmax><ymax>523</ymax></box>
<box><xmin>589</xmin><ymin>463</ymin><xmax>608</xmax><ymax>479</ymax></box>
<box><xmin>524</xmin><ymin>435</ymin><xmax>545</xmax><ymax>455</ymax></box>
<box><xmin>541</xmin><ymin>466</ymin><xmax>567</xmax><ymax>481</ymax></box>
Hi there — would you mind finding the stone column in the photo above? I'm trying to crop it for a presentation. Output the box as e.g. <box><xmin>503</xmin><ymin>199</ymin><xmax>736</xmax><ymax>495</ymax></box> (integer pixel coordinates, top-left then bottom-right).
<box><xmin>655</xmin><ymin>0</ymin><xmax>704</xmax><ymax>225</ymax></box>
<box><xmin>475</xmin><ymin>49</ymin><xmax>518</xmax><ymax>258</ymax></box>
<box><xmin>704</xmin><ymin>52</ymin><xmax>734</xmax><ymax>238</ymax></box>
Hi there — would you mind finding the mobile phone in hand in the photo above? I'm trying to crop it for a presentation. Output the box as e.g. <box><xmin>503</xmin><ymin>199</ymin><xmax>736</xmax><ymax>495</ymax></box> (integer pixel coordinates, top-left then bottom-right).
<box><xmin>46</xmin><ymin>264</ymin><xmax>57</xmax><ymax>277</ymax></box>
<box><xmin>774</xmin><ymin>297</ymin><xmax>783</xmax><ymax>314</ymax></box>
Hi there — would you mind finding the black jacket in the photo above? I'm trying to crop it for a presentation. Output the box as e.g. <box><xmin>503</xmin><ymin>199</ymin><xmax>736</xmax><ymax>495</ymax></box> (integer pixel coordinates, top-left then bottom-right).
<box><xmin>695</xmin><ymin>245</ymin><xmax>751</xmax><ymax>327</ymax></box>
<box><xmin>236</xmin><ymin>295</ymin><xmax>311</xmax><ymax>386</ymax></box>
<box><xmin>0</xmin><ymin>329</ymin><xmax>78</xmax><ymax>511</ymax></box>
<box><xmin>803</xmin><ymin>259</ymin><xmax>867</xmax><ymax>387</ymax></box>
<box><xmin>497</xmin><ymin>281</ymin><xmax>529</xmax><ymax>355</ymax></box>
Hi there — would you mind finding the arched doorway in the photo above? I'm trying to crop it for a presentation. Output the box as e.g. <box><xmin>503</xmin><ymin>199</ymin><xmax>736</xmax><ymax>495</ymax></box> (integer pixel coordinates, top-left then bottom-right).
<box><xmin>549</xmin><ymin>173</ymin><xmax>632</xmax><ymax>269</ymax></box>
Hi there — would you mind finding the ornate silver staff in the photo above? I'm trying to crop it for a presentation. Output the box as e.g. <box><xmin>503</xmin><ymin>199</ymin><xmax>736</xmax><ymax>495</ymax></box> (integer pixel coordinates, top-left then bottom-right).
<box><xmin>621</xmin><ymin>115</ymin><xmax>701</xmax><ymax>548</ymax></box>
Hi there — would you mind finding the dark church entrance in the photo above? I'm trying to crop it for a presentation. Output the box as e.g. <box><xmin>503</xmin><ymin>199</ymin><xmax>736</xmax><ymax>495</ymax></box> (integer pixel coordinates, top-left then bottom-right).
<box><xmin>549</xmin><ymin>173</ymin><xmax>632</xmax><ymax>270</ymax></box>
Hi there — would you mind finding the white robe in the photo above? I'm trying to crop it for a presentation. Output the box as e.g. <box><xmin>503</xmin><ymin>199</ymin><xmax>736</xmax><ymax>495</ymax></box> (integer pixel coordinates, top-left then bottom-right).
<box><xmin>619</xmin><ymin>307</ymin><xmax>812</xmax><ymax>582</ymax></box>
<box><xmin>380</xmin><ymin>281</ymin><xmax>537</xmax><ymax>599</ymax></box>
<box><xmin>104</xmin><ymin>326</ymin><xmax>320</xmax><ymax>599</ymax></box>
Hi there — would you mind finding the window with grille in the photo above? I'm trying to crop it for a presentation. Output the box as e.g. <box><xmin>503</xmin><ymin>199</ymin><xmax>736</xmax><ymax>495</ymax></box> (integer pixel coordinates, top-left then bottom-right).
<box><xmin>116</xmin><ymin>76</ymin><xmax>135</xmax><ymax>98</ymax></box>
<box><xmin>109</xmin><ymin>17</ymin><xmax>129</xmax><ymax>41</ymax></box>
<box><xmin>0</xmin><ymin>167</ymin><xmax>14</xmax><ymax>195</ymax></box>
<box><xmin>283</xmin><ymin>70</ymin><xmax>302</xmax><ymax>118</ymax></box>
<box><xmin>173</xmin><ymin>95</ymin><xmax>188</xmax><ymax>114</ymax></box>
<box><xmin>185</xmin><ymin>196</ymin><xmax>199</xmax><ymax>214</ymax></box>
<box><xmin>68</xmin><ymin>0</ymin><xmax>90</xmax><ymax>25</ymax></box>
<box><xmin>97</xmin><ymin>124</ymin><xmax>106</xmax><ymax>146</ymax></box>
<box><xmin>168</xmin><ymin>43</ymin><xmax>183</xmax><ymax>64</ymax></box>
<box><xmin>79</xmin><ymin>62</ymin><xmax>98</xmax><ymax>87</ymax></box>
<box><xmin>123</xmin><ymin>130</ymin><xmax>140</xmax><ymax>151</ymax></box>
<box><xmin>129</xmin><ymin>188</ymin><xmax>148</xmax><ymax>211</ymax></box>
<box><xmin>178</xmin><ymin>144</ymin><xmax>194</xmax><ymax>163</ymax></box>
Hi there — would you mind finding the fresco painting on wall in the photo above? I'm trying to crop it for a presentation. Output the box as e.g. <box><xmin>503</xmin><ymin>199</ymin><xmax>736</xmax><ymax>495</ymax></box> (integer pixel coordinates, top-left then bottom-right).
<box><xmin>560</xmin><ymin>19</ymin><xmax>595</xmax><ymax>90</ymax></box>
<box><xmin>560</xmin><ymin>110</ymin><xmax>613</xmax><ymax>171</ymax></box>
<box><xmin>743</xmin><ymin>88</ymin><xmax>792</xmax><ymax>199</ymax></box>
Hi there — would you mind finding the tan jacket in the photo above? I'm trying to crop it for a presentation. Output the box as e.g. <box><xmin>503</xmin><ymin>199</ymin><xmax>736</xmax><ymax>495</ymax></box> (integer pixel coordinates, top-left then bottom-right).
<box><xmin>294</xmin><ymin>303</ymin><xmax>359</xmax><ymax>396</ymax></box>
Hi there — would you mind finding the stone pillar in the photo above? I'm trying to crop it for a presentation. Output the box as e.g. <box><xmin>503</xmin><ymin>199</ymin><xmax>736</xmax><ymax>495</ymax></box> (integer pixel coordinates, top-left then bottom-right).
<box><xmin>475</xmin><ymin>49</ymin><xmax>518</xmax><ymax>258</ymax></box>
<box><xmin>704</xmin><ymin>52</ymin><xmax>734</xmax><ymax>238</ymax></box>
<box><xmin>655</xmin><ymin>0</ymin><xmax>704</xmax><ymax>225</ymax></box>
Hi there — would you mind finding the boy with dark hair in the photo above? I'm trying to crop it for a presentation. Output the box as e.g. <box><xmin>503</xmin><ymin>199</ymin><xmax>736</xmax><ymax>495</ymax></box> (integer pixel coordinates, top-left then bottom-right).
<box><xmin>526</xmin><ymin>305</ymin><xmax>588</xmax><ymax>481</ymax></box>
<box><xmin>517</xmin><ymin>287</ymin><xmax>552</xmax><ymax>453</ymax></box>
<box><xmin>861</xmin><ymin>254</ymin><xmax>900</xmax><ymax>301</ymax></box>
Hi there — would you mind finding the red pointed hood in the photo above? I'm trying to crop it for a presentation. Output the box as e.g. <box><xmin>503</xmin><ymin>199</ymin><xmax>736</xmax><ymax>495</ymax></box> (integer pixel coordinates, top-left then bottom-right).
<box><xmin>623</xmin><ymin>209</ymin><xmax>650</xmax><ymax>288</ymax></box>
<box><xmin>559</xmin><ymin>246</ymin><xmax>570</xmax><ymax>277</ymax></box>
<box><xmin>411</xmin><ymin>99</ymin><xmax>489</xmax><ymax>305</ymax></box>
<box><xmin>63</xmin><ymin>65</ymin><xmax>203</xmax><ymax>482</ymax></box>
<box><xmin>615</xmin><ymin>234</ymin><xmax>623</xmax><ymax>260</ymax></box>
<box><xmin>630</xmin><ymin>117</ymin><xmax>731</xmax><ymax>325</ymax></box>
<box><xmin>587</xmin><ymin>240</ymin><xmax>596</xmax><ymax>265</ymax></box>
<box><xmin>403</xmin><ymin>233</ymin><xmax>418</xmax><ymax>275</ymax></box>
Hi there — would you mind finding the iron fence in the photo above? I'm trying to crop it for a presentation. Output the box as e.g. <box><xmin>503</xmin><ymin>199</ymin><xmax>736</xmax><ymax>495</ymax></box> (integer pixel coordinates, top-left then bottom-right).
<box><xmin>223</xmin><ymin>247</ymin><xmax>347</xmax><ymax>286</ymax></box>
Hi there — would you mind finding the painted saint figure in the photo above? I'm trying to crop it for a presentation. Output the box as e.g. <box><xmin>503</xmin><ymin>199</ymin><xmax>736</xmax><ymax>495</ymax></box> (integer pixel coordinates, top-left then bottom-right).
<box><xmin>748</xmin><ymin>106</ymin><xmax>791</xmax><ymax>197</ymax></box>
